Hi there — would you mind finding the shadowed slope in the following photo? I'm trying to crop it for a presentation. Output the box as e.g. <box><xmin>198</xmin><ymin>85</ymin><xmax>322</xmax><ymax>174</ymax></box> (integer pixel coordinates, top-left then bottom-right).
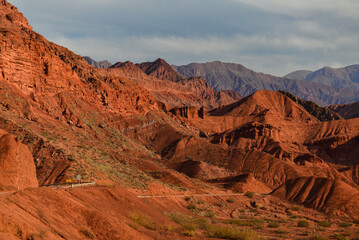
<box><xmin>272</xmin><ymin>177</ymin><xmax>359</xmax><ymax>217</ymax></box>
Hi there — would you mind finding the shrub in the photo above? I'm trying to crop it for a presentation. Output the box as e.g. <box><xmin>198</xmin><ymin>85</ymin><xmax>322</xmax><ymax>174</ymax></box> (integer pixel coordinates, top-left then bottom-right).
<box><xmin>187</xmin><ymin>203</ymin><xmax>196</xmax><ymax>210</ymax></box>
<box><xmin>267</xmin><ymin>222</ymin><xmax>279</xmax><ymax>228</ymax></box>
<box><xmin>244</xmin><ymin>191</ymin><xmax>255</xmax><ymax>199</ymax></box>
<box><xmin>297</xmin><ymin>220</ymin><xmax>309</xmax><ymax>227</ymax></box>
<box><xmin>214</xmin><ymin>201</ymin><xmax>225</xmax><ymax>207</ymax></box>
<box><xmin>310</xmin><ymin>235</ymin><xmax>328</xmax><ymax>240</ymax></box>
<box><xmin>207</xmin><ymin>225</ymin><xmax>260</xmax><ymax>240</ymax></box>
<box><xmin>226</xmin><ymin>198</ymin><xmax>235</xmax><ymax>203</ymax></box>
<box><xmin>184</xmin><ymin>196</ymin><xmax>191</xmax><ymax>201</ymax></box>
<box><xmin>182</xmin><ymin>230</ymin><xmax>196</xmax><ymax>237</ymax></box>
<box><xmin>318</xmin><ymin>220</ymin><xmax>331</xmax><ymax>227</ymax></box>
<box><xmin>204</xmin><ymin>211</ymin><xmax>215</xmax><ymax>217</ymax></box>
<box><xmin>168</xmin><ymin>213</ymin><xmax>197</xmax><ymax>231</ymax></box>
<box><xmin>334</xmin><ymin>233</ymin><xmax>349</xmax><ymax>240</ymax></box>
<box><xmin>292</xmin><ymin>206</ymin><xmax>302</xmax><ymax>211</ymax></box>
<box><xmin>0</xmin><ymin>186</ymin><xmax>5</xmax><ymax>191</ymax></box>
<box><xmin>129</xmin><ymin>213</ymin><xmax>155</xmax><ymax>230</ymax></box>
<box><xmin>338</xmin><ymin>222</ymin><xmax>352</xmax><ymax>228</ymax></box>
<box><xmin>274</xmin><ymin>229</ymin><xmax>288</xmax><ymax>234</ymax></box>
<box><xmin>79</xmin><ymin>229</ymin><xmax>95</xmax><ymax>239</ymax></box>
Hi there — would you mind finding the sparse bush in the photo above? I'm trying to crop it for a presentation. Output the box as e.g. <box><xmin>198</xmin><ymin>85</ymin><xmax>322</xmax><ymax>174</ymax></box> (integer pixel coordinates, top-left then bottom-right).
<box><xmin>318</xmin><ymin>220</ymin><xmax>331</xmax><ymax>227</ymax></box>
<box><xmin>0</xmin><ymin>186</ymin><xmax>5</xmax><ymax>191</ymax></box>
<box><xmin>184</xmin><ymin>196</ymin><xmax>191</xmax><ymax>201</ymax></box>
<box><xmin>207</xmin><ymin>225</ymin><xmax>260</xmax><ymax>240</ymax></box>
<box><xmin>226</xmin><ymin>198</ymin><xmax>235</xmax><ymax>203</ymax></box>
<box><xmin>187</xmin><ymin>203</ymin><xmax>196</xmax><ymax>210</ymax></box>
<box><xmin>267</xmin><ymin>222</ymin><xmax>279</xmax><ymax>228</ymax></box>
<box><xmin>192</xmin><ymin>218</ymin><xmax>210</xmax><ymax>230</ymax></box>
<box><xmin>204</xmin><ymin>211</ymin><xmax>215</xmax><ymax>218</ymax></box>
<box><xmin>160</xmin><ymin>225</ymin><xmax>173</xmax><ymax>232</ymax></box>
<box><xmin>168</xmin><ymin>213</ymin><xmax>197</xmax><ymax>231</ymax></box>
<box><xmin>214</xmin><ymin>201</ymin><xmax>225</xmax><ymax>207</ymax></box>
<box><xmin>297</xmin><ymin>219</ymin><xmax>309</xmax><ymax>227</ymax></box>
<box><xmin>182</xmin><ymin>230</ymin><xmax>196</xmax><ymax>237</ymax></box>
<box><xmin>79</xmin><ymin>229</ymin><xmax>95</xmax><ymax>239</ymax></box>
<box><xmin>334</xmin><ymin>233</ymin><xmax>349</xmax><ymax>240</ymax></box>
<box><xmin>223</xmin><ymin>218</ymin><xmax>264</xmax><ymax>229</ymax></box>
<box><xmin>310</xmin><ymin>234</ymin><xmax>328</xmax><ymax>240</ymax></box>
<box><xmin>353</xmin><ymin>219</ymin><xmax>359</xmax><ymax>224</ymax></box>
<box><xmin>277</xmin><ymin>218</ymin><xmax>287</xmax><ymax>223</ymax></box>
<box><xmin>260</xmin><ymin>205</ymin><xmax>267</xmax><ymax>210</ymax></box>
<box><xmin>274</xmin><ymin>229</ymin><xmax>288</xmax><ymax>234</ymax></box>
<box><xmin>292</xmin><ymin>206</ymin><xmax>302</xmax><ymax>211</ymax></box>
<box><xmin>129</xmin><ymin>213</ymin><xmax>155</xmax><ymax>230</ymax></box>
<box><xmin>338</xmin><ymin>222</ymin><xmax>352</xmax><ymax>228</ymax></box>
<box><xmin>244</xmin><ymin>191</ymin><xmax>255</xmax><ymax>199</ymax></box>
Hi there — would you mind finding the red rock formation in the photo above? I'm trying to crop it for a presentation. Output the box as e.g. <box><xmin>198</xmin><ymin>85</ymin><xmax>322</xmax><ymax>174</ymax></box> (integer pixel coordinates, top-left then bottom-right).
<box><xmin>272</xmin><ymin>177</ymin><xmax>359</xmax><ymax>217</ymax></box>
<box><xmin>0</xmin><ymin>131</ymin><xmax>38</xmax><ymax>190</ymax></box>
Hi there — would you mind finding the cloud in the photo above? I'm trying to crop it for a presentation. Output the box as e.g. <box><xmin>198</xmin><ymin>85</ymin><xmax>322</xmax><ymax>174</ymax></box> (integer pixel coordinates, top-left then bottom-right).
<box><xmin>9</xmin><ymin>0</ymin><xmax>359</xmax><ymax>75</ymax></box>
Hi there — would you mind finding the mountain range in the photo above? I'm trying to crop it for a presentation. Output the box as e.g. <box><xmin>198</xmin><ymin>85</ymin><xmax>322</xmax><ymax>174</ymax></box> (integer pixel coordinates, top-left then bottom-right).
<box><xmin>1</xmin><ymin>1</ymin><xmax>359</xmax><ymax>239</ymax></box>
<box><xmin>173</xmin><ymin>61</ymin><xmax>359</xmax><ymax>106</ymax></box>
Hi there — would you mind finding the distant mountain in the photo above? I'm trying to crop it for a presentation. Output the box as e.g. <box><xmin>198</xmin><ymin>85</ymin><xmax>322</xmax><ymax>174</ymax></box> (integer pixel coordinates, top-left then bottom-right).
<box><xmin>284</xmin><ymin>70</ymin><xmax>312</xmax><ymax>80</ymax></box>
<box><xmin>285</xmin><ymin>65</ymin><xmax>359</xmax><ymax>91</ymax></box>
<box><xmin>83</xmin><ymin>56</ymin><xmax>112</xmax><ymax>68</ymax></box>
<box><xmin>328</xmin><ymin>101</ymin><xmax>359</xmax><ymax>119</ymax></box>
<box><xmin>109</xmin><ymin>59</ymin><xmax>242</xmax><ymax>109</ymax></box>
<box><xmin>172</xmin><ymin>61</ymin><xmax>359</xmax><ymax>106</ymax></box>
<box><xmin>136</xmin><ymin>58</ymin><xmax>182</xmax><ymax>82</ymax></box>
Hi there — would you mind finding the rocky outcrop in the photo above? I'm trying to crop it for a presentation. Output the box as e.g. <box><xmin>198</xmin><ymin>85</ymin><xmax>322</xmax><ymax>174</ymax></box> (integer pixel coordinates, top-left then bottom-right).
<box><xmin>170</xmin><ymin>106</ymin><xmax>205</xmax><ymax>119</ymax></box>
<box><xmin>0</xmin><ymin>132</ymin><xmax>38</xmax><ymax>190</ymax></box>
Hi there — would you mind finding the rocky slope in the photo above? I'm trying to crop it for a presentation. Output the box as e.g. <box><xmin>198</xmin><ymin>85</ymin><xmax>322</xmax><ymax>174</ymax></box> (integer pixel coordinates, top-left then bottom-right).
<box><xmin>1</xmin><ymin>1</ymin><xmax>359</xmax><ymax>239</ymax></box>
<box><xmin>173</xmin><ymin>61</ymin><xmax>359</xmax><ymax>106</ymax></box>
<box><xmin>272</xmin><ymin>177</ymin><xmax>359</xmax><ymax>217</ymax></box>
<box><xmin>328</xmin><ymin>101</ymin><xmax>359</xmax><ymax>119</ymax></box>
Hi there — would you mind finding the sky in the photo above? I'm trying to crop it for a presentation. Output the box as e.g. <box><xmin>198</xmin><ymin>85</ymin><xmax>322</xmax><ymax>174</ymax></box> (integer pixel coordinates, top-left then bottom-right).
<box><xmin>10</xmin><ymin>0</ymin><xmax>359</xmax><ymax>76</ymax></box>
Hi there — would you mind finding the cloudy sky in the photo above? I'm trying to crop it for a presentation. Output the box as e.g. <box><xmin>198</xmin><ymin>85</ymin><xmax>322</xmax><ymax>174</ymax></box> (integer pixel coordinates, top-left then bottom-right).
<box><xmin>10</xmin><ymin>0</ymin><xmax>359</xmax><ymax>76</ymax></box>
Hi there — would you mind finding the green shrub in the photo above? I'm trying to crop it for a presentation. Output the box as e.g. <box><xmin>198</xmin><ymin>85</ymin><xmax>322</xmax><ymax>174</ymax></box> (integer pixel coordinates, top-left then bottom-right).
<box><xmin>204</xmin><ymin>211</ymin><xmax>215</xmax><ymax>217</ymax></box>
<box><xmin>338</xmin><ymin>222</ymin><xmax>352</xmax><ymax>228</ymax></box>
<box><xmin>274</xmin><ymin>229</ymin><xmax>288</xmax><ymax>234</ymax></box>
<box><xmin>187</xmin><ymin>203</ymin><xmax>196</xmax><ymax>210</ymax></box>
<box><xmin>129</xmin><ymin>213</ymin><xmax>155</xmax><ymax>230</ymax></box>
<box><xmin>207</xmin><ymin>226</ymin><xmax>260</xmax><ymax>240</ymax></box>
<box><xmin>310</xmin><ymin>235</ymin><xmax>328</xmax><ymax>240</ymax></box>
<box><xmin>184</xmin><ymin>196</ymin><xmax>191</xmax><ymax>201</ymax></box>
<box><xmin>214</xmin><ymin>201</ymin><xmax>225</xmax><ymax>207</ymax></box>
<box><xmin>292</xmin><ymin>206</ymin><xmax>302</xmax><ymax>211</ymax></box>
<box><xmin>168</xmin><ymin>213</ymin><xmax>197</xmax><ymax>231</ymax></box>
<box><xmin>318</xmin><ymin>220</ymin><xmax>331</xmax><ymax>227</ymax></box>
<box><xmin>244</xmin><ymin>191</ymin><xmax>255</xmax><ymax>199</ymax></box>
<box><xmin>182</xmin><ymin>230</ymin><xmax>196</xmax><ymax>237</ymax></box>
<box><xmin>297</xmin><ymin>220</ymin><xmax>309</xmax><ymax>227</ymax></box>
<box><xmin>267</xmin><ymin>222</ymin><xmax>279</xmax><ymax>228</ymax></box>
<box><xmin>226</xmin><ymin>198</ymin><xmax>235</xmax><ymax>203</ymax></box>
<box><xmin>334</xmin><ymin>233</ymin><xmax>349</xmax><ymax>240</ymax></box>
